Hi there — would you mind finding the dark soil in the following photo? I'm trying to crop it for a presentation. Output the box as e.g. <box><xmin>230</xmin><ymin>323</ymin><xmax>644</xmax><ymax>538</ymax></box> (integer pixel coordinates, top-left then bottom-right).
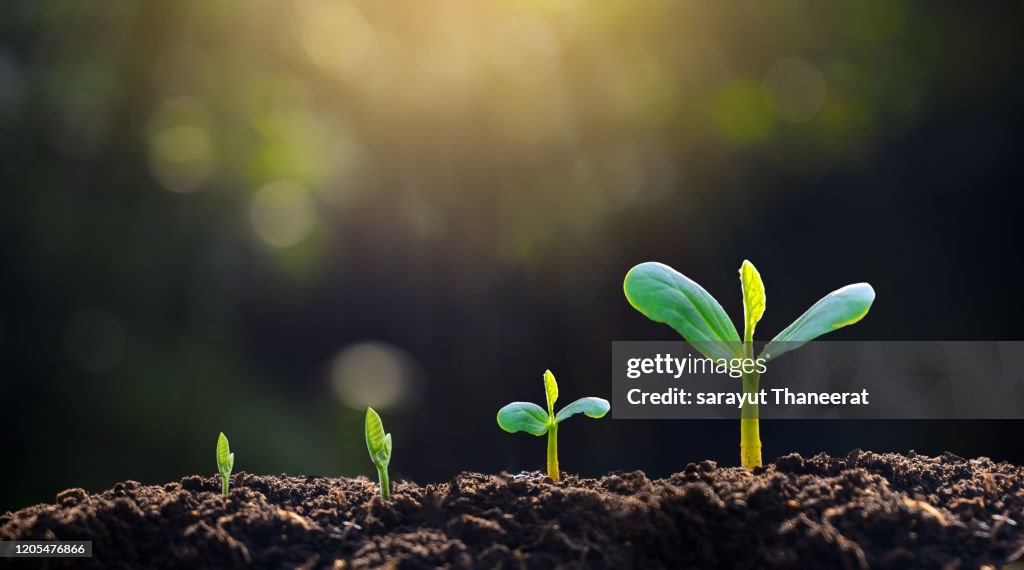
<box><xmin>3</xmin><ymin>451</ymin><xmax>1024</xmax><ymax>569</ymax></box>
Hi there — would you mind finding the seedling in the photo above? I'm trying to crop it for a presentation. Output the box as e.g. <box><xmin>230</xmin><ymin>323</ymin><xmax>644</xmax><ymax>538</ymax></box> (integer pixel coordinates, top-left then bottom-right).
<box><xmin>365</xmin><ymin>407</ymin><xmax>393</xmax><ymax>501</ymax></box>
<box><xmin>497</xmin><ymin>370</ymin><xmax>610</xmax><ymax>481</ymax></box>
<box><xmin>216</xmin><ymin>432</ymin><xmax>234</xmax><ymax>496</ymax></box>
<box><xmin>624</xmin><ymin>260</ymin><xmax>874</xmax><ymax>469</ymax></box>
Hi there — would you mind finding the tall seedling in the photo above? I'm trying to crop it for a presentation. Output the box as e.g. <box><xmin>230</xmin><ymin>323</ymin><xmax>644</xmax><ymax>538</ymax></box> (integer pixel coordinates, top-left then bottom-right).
<box><xmin>624</xmin><ymin>261</ymin><xmax>874</xmax><ymax>468</ymax></box>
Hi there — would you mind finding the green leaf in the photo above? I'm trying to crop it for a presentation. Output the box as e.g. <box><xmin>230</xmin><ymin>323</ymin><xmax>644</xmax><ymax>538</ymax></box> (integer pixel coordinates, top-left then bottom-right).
<box><xmin>365</xmin><ymin>407</ymin><xmax>391</xmax><ymax>467</ymax></box>
<box><xmin>555</xmin><ymin>397</ymin><xmax>610</xmax><ymax>423</ymax></box>
<box><xmin>624</xmin><ymin>262</ymin><xmax>743</xmax><ymax>361</ymax></box>
<box><xmin>216</xmin><ymin>432</ymin><xmax>232</xmax><ymax>476</ymax></box>
<box><xmin>543</xmin><ymin>370</ymin><xmax>558</xmax><ymax>416</ymax></box>
<box><xmin>761</xmin><ymin>283</ymin><xmax>875</xmax><ymax>361</ymax></box>
<box><xmin>739</xmin><ymin>260</ymin><xmax>765</xmax><ymax>343</ymax></box>
<box><xmin>497</xmin><ymin>402</ymin><xmax>550</xmax><ymax>436</ymax></box>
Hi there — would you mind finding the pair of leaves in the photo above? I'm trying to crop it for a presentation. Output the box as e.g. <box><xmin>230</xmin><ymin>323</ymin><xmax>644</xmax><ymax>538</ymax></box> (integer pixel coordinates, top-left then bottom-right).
<box><xmin>216</xmin><ymin>432</ymin><xmax>234</xmax><ymax>476</ymax></box>
<box><xmin>623</xmin><ymin>261</ymin><xmax>874</xmax><ymax>363</ymax></box>
<box><xmin>365</xmin><ymin>407</ymin><xmax>392</xmax><ymax>468</ymax></box>
<box><xmin>497</xmin><ymin>370</ymin><xmax>610</xmax><ymax>436</ymax></box>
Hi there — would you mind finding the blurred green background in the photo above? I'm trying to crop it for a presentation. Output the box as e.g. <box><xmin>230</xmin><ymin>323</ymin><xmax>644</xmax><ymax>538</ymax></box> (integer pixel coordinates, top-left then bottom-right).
<box><xmin>2</xmin><ymin>0</ymin><xmax>1024</xmax><ymax>511</ymax></box>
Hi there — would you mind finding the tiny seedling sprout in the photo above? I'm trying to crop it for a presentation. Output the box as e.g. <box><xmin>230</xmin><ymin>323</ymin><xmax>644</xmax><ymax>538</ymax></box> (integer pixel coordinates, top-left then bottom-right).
<box><xmin>497</xmin><ymin>370</ymin><xmax>610</xmax><ymax>481</ymax></box>
<box><xmin>624</xmin><ymin>260</ymin><xmax>874</xmax><ymax>469</ymax></box>
<box><xmin>365</xmin><ymin>407</ymin><xmax>393</xmax><ymax>501</ymax></box>
<box><xmin>216</xmin><ymin>432</ymin><xmax>234</xmax><ymax>496</ymax></box>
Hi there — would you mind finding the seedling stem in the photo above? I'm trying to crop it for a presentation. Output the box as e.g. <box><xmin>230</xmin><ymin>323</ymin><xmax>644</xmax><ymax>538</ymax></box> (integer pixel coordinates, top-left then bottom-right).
<box><xmin>546</xmin><ymin>420</ymin><xmax>559</xmax><ymax>480</ymax></box>
<box><xmin>740</xmin><ymin>341</ymin><xmax>762</xmax><ymax>468</ymax></box>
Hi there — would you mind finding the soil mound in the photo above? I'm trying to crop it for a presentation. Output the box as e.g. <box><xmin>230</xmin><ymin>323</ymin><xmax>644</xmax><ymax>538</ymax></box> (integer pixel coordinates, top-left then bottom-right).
<box><xmin>3</xmin><ymin>452</ymin><xmax>1023</xmax><ymax>568</ymax></box>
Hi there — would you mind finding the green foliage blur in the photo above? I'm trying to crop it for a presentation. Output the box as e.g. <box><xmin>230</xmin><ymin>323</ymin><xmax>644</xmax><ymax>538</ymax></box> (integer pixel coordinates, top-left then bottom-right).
<box><xmin>1</xmin><ymin>0</ymin><xmax>1023</xmax><ymax>510</ymax></box>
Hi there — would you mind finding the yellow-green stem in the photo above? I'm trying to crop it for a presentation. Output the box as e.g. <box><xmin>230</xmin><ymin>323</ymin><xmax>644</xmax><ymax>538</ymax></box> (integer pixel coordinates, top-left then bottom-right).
<box><xmin>546</xmin><ymin>421</ymin><xmax>560</xmax><ymax>481</ymax></box>
<box><xmin>740</xmin><ymin>417</ymin><xmax>761</xmax><ymax>468</ymax></box>
<box><xmin>221</xmin><ymin>474</ymin><xmax>229</xmax><ymax>497</ymax></box>
<box><xmin>377</xmin><ymin>467</ymin><xmax>391</xmax><ymax>501</ymax></box>
<box><xmin>740</xmin><ymin>342</ymin><xmax>762</xmax><ymax>468</ymax></box>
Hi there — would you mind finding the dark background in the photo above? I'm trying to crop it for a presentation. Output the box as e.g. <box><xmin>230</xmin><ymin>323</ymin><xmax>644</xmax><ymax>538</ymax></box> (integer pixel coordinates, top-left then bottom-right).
<box><xmin>2</xmin><ymin>0</ymin><xmax>1023</xmax><ymax>511</ymax></box>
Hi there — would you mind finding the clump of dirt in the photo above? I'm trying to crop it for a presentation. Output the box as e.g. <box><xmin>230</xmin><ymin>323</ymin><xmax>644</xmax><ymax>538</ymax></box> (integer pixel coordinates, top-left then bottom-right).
<box><xmin>3</xmin><ymin>452</ymin><xmax>1023</xmax><ymax>568</ymax></box>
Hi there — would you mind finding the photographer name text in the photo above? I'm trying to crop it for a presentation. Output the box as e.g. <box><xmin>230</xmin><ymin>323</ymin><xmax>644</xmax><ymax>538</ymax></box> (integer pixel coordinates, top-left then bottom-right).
<box><xmin>626</xmin><ymin>387</ymin><xmax>870</xmax><ymax>407</ymax></box>
<box><xmin>624</xmin><ymin>353</ymin><xmax>869</xmax><ymax>408</ymax></box>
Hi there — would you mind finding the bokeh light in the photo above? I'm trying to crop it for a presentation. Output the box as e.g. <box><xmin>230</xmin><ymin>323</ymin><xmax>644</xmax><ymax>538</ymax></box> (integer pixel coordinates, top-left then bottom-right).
<box><xmin>147</xmin><ymin>97</ymin><xmax>215</xmax><ymax>193</ymax></box>
<box><xmin>762</xmin><ymin>57</ymin><xmax>827</xmax><ymax>123</ymax></box>
<box><xmin>713</xmin><ymin>80</ymin><xmax>775</xmax><ymax>142</ymax></box>
<box><xmin>301</xmin><ymin>2</ymin><xmax>376</xmax><ymax>83</ymax></box>
<box><xmin>329</xmin><ymin>342</ymin><xmax>420</xmax><ymax>410</ymax></box>
<box><xmin>250</xmin><ymin>179</ymin><xmax>318</xmax><ymax>248</ymax></box>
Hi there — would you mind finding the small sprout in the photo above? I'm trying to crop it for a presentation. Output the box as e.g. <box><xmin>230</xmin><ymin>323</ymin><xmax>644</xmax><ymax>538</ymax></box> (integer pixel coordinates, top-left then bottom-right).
<box><xmin>497</xmin><ymin>370</ymin><xmax>610</xmax><ymax>482</ymax></box>
<box><xmin>216</xmin><ymin>432</ymin><xmax>234</xmax><ymax>496</ymax></box>
<box><xmin>364</xmin><ymin>407</ymin><xmax>393</xmax><ymax>501</ymax></box>
<box><xmin>624</xmin><ymin>260</ymin><xmax>875</xmax><ymax>469</ymax></box>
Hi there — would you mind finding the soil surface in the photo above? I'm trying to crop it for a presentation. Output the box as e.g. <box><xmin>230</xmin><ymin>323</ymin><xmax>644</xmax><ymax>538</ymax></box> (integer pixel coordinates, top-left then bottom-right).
<box><xmin>3</xmin><ymin>451</ymin><xmax>1024</xmax><ymax>569</ymax></box>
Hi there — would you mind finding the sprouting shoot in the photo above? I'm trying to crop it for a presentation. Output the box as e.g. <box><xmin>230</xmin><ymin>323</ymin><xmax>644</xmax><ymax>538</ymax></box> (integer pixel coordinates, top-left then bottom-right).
<box><xmin>365</xmin><ymin>407</ymin><xmax>393</xmax><ymax>501</ymax></box>
<box><xmin>216</xmin><ymin>432</ymin><xmax>234</xmax><ymax>496</ymax></box>
<box><xmin>497</xmin><ymin>369</ymin><xmax>610</xmax><ymax>481</ymax></box>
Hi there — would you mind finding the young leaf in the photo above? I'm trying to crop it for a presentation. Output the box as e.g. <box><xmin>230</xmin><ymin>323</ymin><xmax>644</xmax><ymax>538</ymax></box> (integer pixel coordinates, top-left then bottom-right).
<box><xmin>739</xmin><ymin>260</ymin><xmax>765</xmax><ymax>343</ymax></box>
<box><xmin>624</xmin><ymin>262</ymin><xmax>743</xmax><ymax>361</ymax></box>
<box><xmin>365</xmin><ymin>407</ymin><xmax>391</xmax><ymax>466</ymax></box>
<box><xmin>555</xmin><ymin>397</ymin><xmax>610</xmax><ymax>423</ymax></box>
<box><xmin>497</xmin><ymin>402</ymin><xmax>550</xmax><ymax>435</ymax></box>
<box><xmin>543</xmin><ymin>369</ymin><xmax>558</xmax><ymax>416</ymax></box>
<box><xmin>761</xmin><ymin>283</ymin><xmax>875</xmax><ymax>361</ymax></box>
<box><xmin>217</xmin><ymin>432</ymin><xmax>234</xmax><ymax>475</ymax></box>
<box><xmin>216</xmin><ymin>432</ymin><xmax>234</xmax><ymax>496</ymax></box>
<box><xmin>365</xmin><ymin>407</ymin><xmax>393</xmax><ymax>501</ymax></box>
